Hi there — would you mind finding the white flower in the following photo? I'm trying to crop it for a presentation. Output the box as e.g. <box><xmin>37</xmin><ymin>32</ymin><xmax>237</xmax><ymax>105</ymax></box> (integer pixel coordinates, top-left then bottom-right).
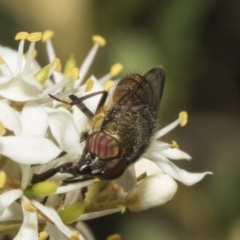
<box><xmin>0</xmin><ymin>30</ymin><xmax>212</xmax><ymax>239</ymax></box>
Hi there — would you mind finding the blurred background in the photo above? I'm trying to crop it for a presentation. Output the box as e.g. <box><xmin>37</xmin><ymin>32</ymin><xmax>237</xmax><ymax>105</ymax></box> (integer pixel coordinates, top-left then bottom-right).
<box><xmin>0</xmin><ymin>0</ymin><xmax>240</xmax><ymax>239</ymax></box>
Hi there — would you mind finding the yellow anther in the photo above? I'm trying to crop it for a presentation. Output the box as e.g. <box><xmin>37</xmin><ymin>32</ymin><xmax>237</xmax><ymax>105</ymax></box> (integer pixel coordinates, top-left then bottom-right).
<box><xmin>0</xmin><ymin>120</ymin><xmax>5</xmax><ymax>136</ymax></box>
<box><xmin>106</xmin><ymin>233</ymin><xmax>121</xmax><ymax>240</ymax></box>
<box><xmin>27</xmin><ymin>32</ymin><xmax>42</xmax><ymax>42</ymax></box>
<box><xmin>64</xmin><ymin>54</ymin><xmax>77</xmax><ymax>77</ymax></box>
<box><xmin>92</xmin><ymin>35</ymin><xmax>106</xmax><ymax>47</ymax></box>
<box><xmin>42</xmin><ymin>30</ymin><xmax>54</xmax><ymax>42</ymax></box>
<box><xmin>39</xmin><ymin>231</ymin><xmax>49</xmax><ymax>240</ymax></box>
<box><xmin>71</xmin><ymin>67</ymin><xmax>79</xmax><ymax>80</ymax></box>
<box><xmin>171</xmin><ymin>140</ymin><xmax>179</xmax><ymax>148</ymax></box>
<box><xmin>93</xmin><ymin>177</ymin><xmax>101</xmax><ymax>183</ymax></box>
<box><xmin>23</xmin><ymin>202</ymin><xmax>37</xmax><ymax>213</ymax></box>
<box><xmin>0</xmin><ymin>171</ymin><xmax>7</xmax><ymax>188</ymax></box>
<box><xmin>104</xmin><ymin>80</ymin><xmax>115</xmax><ymax>91</ymax></box>
<box><xmin>25</xmin><ymin>49</ymin><xmax>37</xmax><ymax>59</ymax></box>
<box><xmin>179</xmin><ymin>111</ymin><xmax>188</xmax><ymax>127</ymax></box>
<box><xmin>85</xmin><ymin>78</ymin><xmax>94</xmax><ymax>92</ymax></box>
<box><xmin>70</xmin><ymin>231</ymin><xmax>80</xmax><ymax>240</ymax></box>
<box><xmin>15</xmin><ymin>32</ymin><xmax>29</xmax><ymax>40</ymax></box>
<box><xmin>0</xmin><ymin>56</ymin><xmax>4</xmax><ymax>64</ymax></box>
<box><xmin>110</xmin><ymin>63</ymin><xmax>123</xmax><ymax>77</ymax></box>
<box><xmin>53</xmin><ymin>58</ymin><xmax>61</xmax><ymax>72</ymax></box>
<box><xmin>117</xmin><ymin>205</ymin><xmax>126</xmax><ymax>214</ymax></box>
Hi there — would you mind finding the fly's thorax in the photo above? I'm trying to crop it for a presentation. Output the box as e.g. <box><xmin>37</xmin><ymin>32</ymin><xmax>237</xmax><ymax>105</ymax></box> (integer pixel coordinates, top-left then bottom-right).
<box><xmin>102</xmin><ymin>106</ymin><xmax>157</xmax><ymax>164</ymax></box>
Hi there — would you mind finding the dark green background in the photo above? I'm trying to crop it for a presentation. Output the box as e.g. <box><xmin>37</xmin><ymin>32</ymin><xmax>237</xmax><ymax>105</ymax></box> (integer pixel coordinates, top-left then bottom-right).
<box><xmin>0</xmin><ymin>1</ymin><xmax>240</xmax><ymax>239</ymax></box>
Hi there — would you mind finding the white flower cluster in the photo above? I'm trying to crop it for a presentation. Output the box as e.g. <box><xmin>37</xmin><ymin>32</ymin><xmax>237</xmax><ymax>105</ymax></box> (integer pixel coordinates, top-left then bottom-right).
<box><xmin>0</xmin><ymin>31</ymin><xmax>212</xmax><ymax>240</ymax></box>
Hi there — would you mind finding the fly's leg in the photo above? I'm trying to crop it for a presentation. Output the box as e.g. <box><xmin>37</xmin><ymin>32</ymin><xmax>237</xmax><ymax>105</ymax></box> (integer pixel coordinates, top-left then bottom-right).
<box><xmin>68</xmin><ymin>90</ymin><xmax>108</xmax><ymax>119</ymax></box>
<box><xmin>31</xmin><ymin>162</ymin><xmax>79</xmax><ymax>184</ymax></box>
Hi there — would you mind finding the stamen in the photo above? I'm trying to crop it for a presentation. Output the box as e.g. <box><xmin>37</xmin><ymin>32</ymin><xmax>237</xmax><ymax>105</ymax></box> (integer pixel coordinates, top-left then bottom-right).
<box><xmin>0</xmin><ymin>56</ymin><xmax>12</xmax><ymax>75</ymax></box>
<box><xmin>110</xmin><ymin>63</ymin><xmax>123</xmax><ymax>77</ymax></box>
<box><xmin>85</xmin><ymin>78</ymin><xmax>94</xmax><ymax>92</ymax></box>
<box><xmin>23</xmin><ymin>32</ymin><xmax>42</xmax><ymax>74</ymax></box>
<box><xmin>0</xmin><ymin>120</ymin><xmax>5</xmax><ymax>136</ymax></box>
<box><xmin>0</xmin><ymin>171</ymin><xmax>6</xmax><ymax>188</ymax></box>
<box><xmin>106</xmin><ymin>233</ymin><xmax>121</xmax><ymax>240</ymax></box>
<box><xmin>42</xmin><ymin>30</ymin><xmax>54</xmax><ymax>42</ymax></box>
<box><xmin>38</xmin><ymin>230</ymin><xmax>49</xmax><ymax>240</ymax></box>
<box><xmin>154</xmin><ymin>118</ymin><xmax>180</xmax><ymax>139</ymax></box>
<box><xmin>99</xmin><ymin>63</ymin><xmax>123</xmax><ymax>84</ymax></box>
<box><xmin>70</xmin><ymin>231</ymin><xmax>80</xmax><ymax>240</ymax></box>
<box><xmin>53</xmin><ymin>58</ymin><xmax>61</xmax><ymax>72</ymax></box>
<box><xmin>23</xmin><ymin>202</ymin><xmax>37</xmax><ymax>212</ymax></box>
<box><xmin>15</xmin><ymin>32</ymin><xmax>29</xmax><ymax>40</ymax></box>
<box><xmin>103</xmin><ymin>80</ymin><xmax>114</xmax><ymax>91</ymax></box>
<box><xmin>92</xmin><ymin>35</ymin><xmax>106</xmax><ymax>47</ymax></box>
<box><xmin>75</xmin><ymin>35</ymin><xmax>106</xmax><ymax>88</ymax></box>
<box><xmin>15</xmin><ymin>33</ymin><xmax>28</xmax><ymax>74</ymax></box>
<box><xmin>27</xmin><ymin>32</ymin><xmax>42</xmax><ymax>42</ymax></box>
<box><xmin>171</xmin><ymin>140</ymin><xmax>179</xmax><ymax>148</ymax></box>
<box><xmin>25</xmin><ymin>49</ymin><xmax>37</xmax><ymax>59</ymax></box>
<box><xmin>179</xmin><ymin>111</ymin><xmax>188</xmax><ymax>126</ymax></box>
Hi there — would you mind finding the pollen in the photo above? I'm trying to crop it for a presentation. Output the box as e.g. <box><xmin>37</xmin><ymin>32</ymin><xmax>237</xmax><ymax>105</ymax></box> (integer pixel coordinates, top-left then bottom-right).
<box><xmin>171</xmin><ymin>140</ymin><xmax>179</xmax><ymax>148</ymax></box>
<box><xmin>117</xmin><ymin>205</ymin><xmax>126</xmax><ymax>213</ymax></box>
<box><xmin>0</xmin><ymin>171</ymin><xmax>7</xmax><ymax>188</ymax></box>
<box><xmin>25</xmin><ymin>49</ymin><xmax>37</xmax><ymax>59</ymax></box>
<box><xmin>27</xmin><ymin>32</ymin><xmax>42</xmax><ymax>42</ymax></box>
<box><xmin>70</xmin><ymin>231</ymin><xmax>80</xmax><ymax>240</ymax></box>
<box><xmin>53</xmin><ymin>58</ymin><xmax>61</xmax><ymax>72</ymax></box>
<box><xmin>106</xmin><ymin>233</ymin><xmax>121</xmax><ymax>240</ymax></box>
<box><xmin>15</xmin><ymin>31</ymin><xmax>29</xmax><ymax>40</ymax></box>
<box><xmin>104</xmin><ymin>80</ymin><xmax>114</xmax><ymax>91</ymax></box>
<box><xmin>0</xmin><ymin>120</ymin><xmax>5</xmax><ymax>136</ymax></box>
<box><xmin>85</xmin><ymin>78</ymin><xmax>94</xmax><ymax>92</ymax></box>
<box><xmin>23</xmin><ymin>202</ymin><xmax>37</xmax><ymax>213</ymax></box>
<box><xmin>179</xmin><ymin>111</ymin><xmax>188</xmax><ymax>127</ymax></box>
<box><xmin>39</xmin><ymin>230</ymin><xmax>49</xmax><ymax>240</ymax></box>
<box><xmin>110</xmin><ymin>63</ymin><xmax>124</xmax><ymax>77</ymax></box>
<box><xmin>42</xmin><ymin>30</ymin><xmax>54</xmax><ymax>42</ymax></box>
<box><xmin>0</xmin><ymin>56</ymin><xmax>4</xmax><ymax>64</ymax></box>
<box><xmin>71</xmin><ymin>67</ymin><xmax>79</xmax><ymax>80</ymax></box>
<box><xmin>92</xmin><ymin>35</ymin><xmax>106</xmax><ymax>47</ymax></box>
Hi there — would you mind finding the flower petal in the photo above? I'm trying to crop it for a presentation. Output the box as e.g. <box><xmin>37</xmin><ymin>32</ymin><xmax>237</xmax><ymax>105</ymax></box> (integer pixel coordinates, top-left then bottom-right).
<box><xmin>14</xmin><ymin>197</ymin><xmax>38</xmax><ymax>240</ymax></box>
<box><xmin>147</xmin><ymin>141</ymin><xmax>191</xmax><ymax>160</ymax></box>
<box><xmin>0</xmin><ymin>189</ymin><xmax>23</xmax><ymax>216</ymax></box>
<box><xmin>21</xmin><ymin>101</ymin><xmax>48</xmax><ymax>137</ymax></box>
<box><xmin>0</xmin><ymin>202</ymin><xmax>23</xmax><ymax>221</ymax></box>
<box><xmin>0</xmin><ymin>136</ymin><xmax>61</xmax><ymax>164</ymax></box>
<box><xmin>0</xmin><ymin>100</ymin><xmax>21</xmax><ymax>135</ymax></box>
<box><xmin>0</xmin><ymin>77</ymin><xmax>42</xmax><ymax>101</ymax></box>
<box><xmin>145</xmin><ymin>152</ymin><xmax>212</xmax><ymax>185</ymax></box>
<box><xmin>47</xmin><ymin>109</ymin><xmax>81</xmax><ymax>156</ymax></box>
<box><xmin>31</xmin><ymin>200</ymin><xmax>75</xmax><ymax>239</ymax></box>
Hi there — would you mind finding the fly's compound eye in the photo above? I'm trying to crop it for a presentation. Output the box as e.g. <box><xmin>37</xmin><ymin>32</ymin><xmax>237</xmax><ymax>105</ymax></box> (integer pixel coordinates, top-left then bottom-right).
<box><xmin>102</xmin><ymin>156</ymin><xmax>127</xmax><ymax>180</ymax></box>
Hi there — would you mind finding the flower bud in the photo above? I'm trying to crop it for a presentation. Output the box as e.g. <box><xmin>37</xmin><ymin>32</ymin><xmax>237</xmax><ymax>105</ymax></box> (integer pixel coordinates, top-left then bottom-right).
<box><xmin>126</xmin><ymin>174</ymin><xmax>177</xmax><ymax>212</ymax></box>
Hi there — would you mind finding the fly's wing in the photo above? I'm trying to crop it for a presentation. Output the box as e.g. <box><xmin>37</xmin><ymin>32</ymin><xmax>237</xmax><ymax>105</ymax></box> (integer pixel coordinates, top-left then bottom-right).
<box><xmin>110</xmin><ymin>66</ymin><xmax>165</xmax><ymax>111</ymax></box>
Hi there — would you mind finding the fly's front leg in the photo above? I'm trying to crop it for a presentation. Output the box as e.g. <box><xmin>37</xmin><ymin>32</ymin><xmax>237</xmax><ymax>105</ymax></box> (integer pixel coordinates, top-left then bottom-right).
<box><xmin>31</xmin><ymin>162</ymin><xmax>79</xmax><ymax>184</ymax></box>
